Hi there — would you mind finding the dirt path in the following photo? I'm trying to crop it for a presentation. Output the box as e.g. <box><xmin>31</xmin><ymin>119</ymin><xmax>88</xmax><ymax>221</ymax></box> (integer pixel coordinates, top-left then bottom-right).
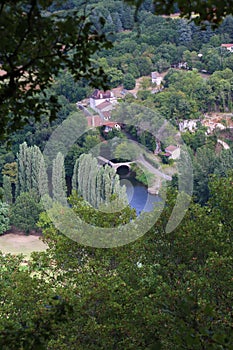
<box><xmin>0</xmin><ymin>233</ymin><xmax>47</xmax><ymax>256</ymax></box>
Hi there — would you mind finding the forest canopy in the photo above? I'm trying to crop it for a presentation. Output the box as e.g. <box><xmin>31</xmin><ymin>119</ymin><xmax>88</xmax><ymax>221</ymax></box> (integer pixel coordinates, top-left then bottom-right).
<box><xmin>1</xmin><ymin>0</ymin><xmax>233</xmax><ymax>137</ymax></box>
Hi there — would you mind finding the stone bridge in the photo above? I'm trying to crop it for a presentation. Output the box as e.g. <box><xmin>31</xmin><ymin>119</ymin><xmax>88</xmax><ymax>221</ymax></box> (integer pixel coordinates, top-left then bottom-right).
<box><xmin>97</xmin><ymin>156</ymin><xmax>133</xmax><ymax>173</ymax></box>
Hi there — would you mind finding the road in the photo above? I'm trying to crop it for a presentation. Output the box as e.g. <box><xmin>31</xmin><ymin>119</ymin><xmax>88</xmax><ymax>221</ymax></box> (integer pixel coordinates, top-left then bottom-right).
<box><xmin>137</xmin><ymin>154</ymin><xmax>172</xmax><ymax>181</ymax></box>
<box><xmin>76</xmin><ymin>103</ymin><xmax>92</xmax><ymax>117</ymax></box>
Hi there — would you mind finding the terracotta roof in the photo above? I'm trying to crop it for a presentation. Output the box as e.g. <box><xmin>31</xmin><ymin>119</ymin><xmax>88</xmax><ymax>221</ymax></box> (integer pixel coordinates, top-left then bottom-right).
<box><xmin>96</xmin><ymin>101</ymin><xmax>113</xmax><ymax>111</ymax></box>
<box><xmin>221</xmin><ymin>44</ymin><xmax>233</xmax><ymax>47</ymax></box>
<box><xmin>165</xmin><ymin>145</ymin><xmax>179</xmax><ymax>153</ymax></box>
<box><xmin>103</xmin><ymin>122</ymin><xmax>120</xmax><ymax>127</ymax></box>
<box><xmin>86</xmin><ymin>116</ymin><xmax>103</xmax><ymax>127</ymax></box>
<box><xmin>102</xmin><ymin>111</ymin><xmax>111</xmax><ymax>119</ymax></box>
<box><xmin>86</xmin><ymin>115</ymin><xmax>121</xmax><ymax>128</ymax></box>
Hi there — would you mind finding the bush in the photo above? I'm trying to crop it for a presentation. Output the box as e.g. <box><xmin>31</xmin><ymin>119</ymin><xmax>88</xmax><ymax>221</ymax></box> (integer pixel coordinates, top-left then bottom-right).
<box><xmin>10</xmin><ymin>191</ymin><xmax>43</xmax><ymax>234</ymax></box>
<box><xmin>131</xmin><ymin>163</ymin><xmax>154</xmax><ymax>187</ymax></box>
<box><xmin>123</xmin><ymin>73</ymin><xmax>136</xmax><ymax>90</ymax></box>
<box><xmin>0</xmin><ymin>201</ymin><xmax>10</xmax><ymax>235</ymax></box>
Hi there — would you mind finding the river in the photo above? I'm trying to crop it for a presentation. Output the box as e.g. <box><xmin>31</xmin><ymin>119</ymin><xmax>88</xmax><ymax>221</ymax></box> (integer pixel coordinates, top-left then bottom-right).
<box><xmin>120</xmin><ymin>177</ymin><xmax>162</xmax><ymax>215</ymax></box>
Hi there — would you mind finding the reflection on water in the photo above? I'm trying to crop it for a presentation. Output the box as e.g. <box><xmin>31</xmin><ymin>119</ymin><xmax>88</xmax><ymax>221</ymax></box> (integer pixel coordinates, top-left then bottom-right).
<box><xmin>120</xmin><ymin>177</ymin><xmax>162</xmax><ymax>215</ymax></box>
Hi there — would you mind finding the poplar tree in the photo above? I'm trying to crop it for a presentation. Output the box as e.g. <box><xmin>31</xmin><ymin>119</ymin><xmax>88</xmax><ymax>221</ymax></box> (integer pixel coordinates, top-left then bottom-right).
<box><xmin>2</xmin><ymin>175</ymin><xmax>12</xmax><ymax>205</ymax></box>
<box><xmin>72</xmin><ymin>154</ymin><xmax>127</xmax><ymax>209</ymax></box>
<box><xmin>52</xmin><ymin>152</ymin><xmax>67</xmax><ymax>205</ymax></box>
<box><xmin>72</xmin><ymin>154</ymin><xmax>99</xmax><ymax>205</ymax></box>
<box><xmin>17</xmin><ymin>142</ymin><xmax>48</xmax><ymax>198</ymax></box>
<box><xmin>17</xmin><ymin>142</ymin><xmax>28</xmax><ymax>194</ymax></box>
<box><xmin>72</xmin><ymin>156</ymin><xmax>80</xmax><ymax>192</ymax></box>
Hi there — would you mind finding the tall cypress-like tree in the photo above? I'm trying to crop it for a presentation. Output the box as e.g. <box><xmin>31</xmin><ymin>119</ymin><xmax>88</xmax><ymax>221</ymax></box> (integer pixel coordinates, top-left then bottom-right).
<box><xmin>17</xmin><ymin>142</ymin><xmax>28</xmax><ymax>195</ymax></box>
<box><xmin>72</xmin><ymin>153</ymin><xmax>98</xmax><ymax>205</ymax></box>
<box><xmin>72</xmin><ymin>154</ymin><xmax>127</xmax><ymax>209</ymax></box>
<box><xmin>2</xmin><ymin>175</ymin><xmax>12</xmax><ymax>205</ymax></box>
<box><xmin>52</xmin><ymin>152</ymin><xmax>67</xmax><ymax>205</ymax></box>
<box><xmin>72</xmin><ymin>156</ymin><xmax>80</xmax><ymax>193</ymax></box>
<box><xmin>17</xmin><ymin>142</ymin><xmax>48</xmax><ymax>198</ymax></box>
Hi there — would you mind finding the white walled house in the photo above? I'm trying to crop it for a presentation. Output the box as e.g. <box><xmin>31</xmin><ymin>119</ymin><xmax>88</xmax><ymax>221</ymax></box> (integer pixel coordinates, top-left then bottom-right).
<box><xmin>164</xmin><ymin>145</ymin><xmax>180</xmax><ymax>160</ymax></box>
<box><xmin>179</xmin><ymin>120</ymin><xmax>198</xmax><ymax>132</ymax></box>
<box><xmin>151</xmin><ymin>72</ymin><xmax>163</xmax><ymax>85</ymax></box>
<box><xmin>221</xmin><ymin>43</ymin><xmax>233</xmax><ymax>52</ymax></box>
<box><xmin>89</xmin><ymin>89</ymin><xmax>116</xmax><ymax>110</ymax></box>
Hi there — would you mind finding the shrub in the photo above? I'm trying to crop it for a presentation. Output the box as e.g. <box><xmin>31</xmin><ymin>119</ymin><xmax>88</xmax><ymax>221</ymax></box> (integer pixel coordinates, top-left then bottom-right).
<box><xmin>0</xmin><ymin>201</ymin><xmax>10</xmax><ymax>235</ymax></box>
<box><xmin>10</xmin><ymin>191</ymin><xmax>43</xmax><ymax>234</ymax></box>
<box><xmin>123</xmin><ymin>73</ymin><xmax>136</xmax><ymax>90</ymax></box>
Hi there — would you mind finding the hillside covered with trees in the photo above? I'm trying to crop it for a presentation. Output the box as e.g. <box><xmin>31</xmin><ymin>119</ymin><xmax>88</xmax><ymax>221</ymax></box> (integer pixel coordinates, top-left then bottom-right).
<box><xmin>0</xmin><ymin>1</ymin><xmax>233</xmax><ymax>349</ymax></box>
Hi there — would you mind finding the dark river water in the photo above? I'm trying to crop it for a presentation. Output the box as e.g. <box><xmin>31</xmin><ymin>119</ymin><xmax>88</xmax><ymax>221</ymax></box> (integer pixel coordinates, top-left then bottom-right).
<box><xmin>120</xmin><ymin>177</ymin><xmax>161</xmax><ymax>215</ymax></box>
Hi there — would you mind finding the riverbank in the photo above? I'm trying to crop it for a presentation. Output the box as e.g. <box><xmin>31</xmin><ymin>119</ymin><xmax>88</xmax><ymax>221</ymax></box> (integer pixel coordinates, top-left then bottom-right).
<box><xmin>136</xmin><ymin>154</ymin><xmax>173</xmax><ymax>194</ymax></box>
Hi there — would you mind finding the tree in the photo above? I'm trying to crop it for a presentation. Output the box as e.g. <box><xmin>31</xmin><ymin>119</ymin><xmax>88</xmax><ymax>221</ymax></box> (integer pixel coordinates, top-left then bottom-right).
<box><xmin>17</xmin><ymin>142</ymin><xmax>48</xmax><ymax>198</ymax></box>
<box><xmin>2</xmin><ymin>175</ymin><xmax>12</xmax><ymax>205</ymax></box>
<box><xmin>72</xmin><ymin>153</ymin><xmax>127</xmax><ymax>209</ymax></box>
<box><xmin>209</xmin><ymin>170</ymin><xmax>233</xmax><ymax>232</ymax></box>
<box><xmin>52</xmin><ymin>71</ymin><xmax>89</xmax><ymax>103</ymax></box>
<box><xmin>0</xmin><ymin>201</ymin><xmax>10</xmax><ymax>234</ymax></box>
<box><xmin>139</xmin><ymin>77</ymin><xmax>151</xmax><ymax>90</ymax></box>
<box><xmin>52</xmin><ymin>152</ymin><xmax>67</xmax><ymax>205</ymax></box>
<box><xmin>126</xmin><ymin>0</ymin><xmax>233</xmax><ymax>26</ymax></box>
<box><xmin>123</xmin><ymin>73</ymin><xmax>136</xmax><ymax>90</ymax></box>
<box><xmin>33</xmin><ymin>182</ymin><xmax>233</xmax><ymax>349</ymax></box>
<box><xmin>135</xmin><ymin>57</ymin><xmax>152</xmax><ymax>76</ymax></box>
<box><xmin>0</xmin><ymin>251</ymin><xmax>72</xmax><ymax>349</ymax></box>
<box><xmin>2</xmin><ymin>1</ymin><xmax>233</xmax><ymax>139</ymax></box>
<box><xmin>107</xmin><ymin>67</ymin><xmax>124</xmax><ymax>88</ymax></box>
<box><xmin>112</xmin><ymin>12</ymin><xmax>123</xmax><ymax>32</ymax></box>
<box><xmin>0</xmin><ymin>0</ymin><xmax>112</xmax><ymax>138</ymax></box>
<box><xmin>193</xmin><ymin>145</ymin><xmax>233</xmax><ymax>205</ymax></box>
<box><xmin>0</xmin><ymin>175</ymin><xmax>233</xmax><ymax>348</ymax></box>
<box><xmin>2</xmin><ymin>162</ymin><xmax>17</xmax><ymax>185</ymax></box>
<box><xmin>10</xmin><ymin>191</ymin><xmax>42</xmax><ymax>233</ymax></box>
<box><xmin>178</xmin><ymin>19</ymin><xmax>192</xmax><ymax>47</ymax></box>
<box><xmin>114</xmin><ymin>141</ymin><xmax>139</xmax><ymax>161</ymax></box>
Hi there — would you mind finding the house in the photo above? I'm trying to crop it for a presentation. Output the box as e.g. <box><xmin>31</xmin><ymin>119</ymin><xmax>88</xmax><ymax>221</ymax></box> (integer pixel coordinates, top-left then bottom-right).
<box><xmin>96</xmin><ymin>101</ymin><xmax>113</xmax><ymax>113</ymax></box>
<box><xmin>103</xmin><ymin>122</ymin><xmax>121</xmax><ymax>133</ymax></box>
<box><xmin>151</xmin><ymin>71</ymin><xmax>163</xmax><ymax>85</ymax></box>
<box><xmin>89</xmin><ymin>89</ymin><xmax>116</xmax><ymax>109</ymax></box>
<box><xmin>171</xmin><ymin>62</ymin><xmax>188</xmax><ymax>69</ymax></box>
<box><xmin>164</xmin><ymin>145</ymin><xmax>180</xmax><ymax>160</ymax></box>
<box><xmin>94</xmin><ymin>100</ymin><xmax>114</xmax><ymax>120</ymax></box>
<box><xmin>178</xmin><ymin>61</ymin><xmax>188</xmax><ymax>69</ymax></box>
<box><xmin>221</xmin><ymin>44</ymin><xmax>233</xmax><ymax>52</ymax></box>
<box><xmin>86</xmin><ymin>117</ymin><xmax>121</xmax><ymax>132</ymax></box>
<box><xmin>179</xmin><ymin>120</ymin><xmax>198</xmax><ymax>132</ymax></box>
<box><xmin>102</xmin><ymin>111</ymin><xmax>111</xmax><ymax>120</ymax></box>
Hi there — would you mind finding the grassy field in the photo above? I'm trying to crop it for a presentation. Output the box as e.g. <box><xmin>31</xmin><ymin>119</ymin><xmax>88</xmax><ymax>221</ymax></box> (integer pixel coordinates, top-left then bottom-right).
<box><xmin>0</xmin><ymin>233</ymin><xmax>47</xmax><ymax>257</ymax></box>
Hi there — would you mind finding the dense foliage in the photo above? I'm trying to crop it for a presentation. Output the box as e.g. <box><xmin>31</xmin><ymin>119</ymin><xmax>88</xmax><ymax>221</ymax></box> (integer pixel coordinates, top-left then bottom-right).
<box><xmin>72</xmin><ymin>153</ymin><xmax>127</xmax><ymax>208</ymax></box>
<box><xmin>10</xmin><ymin>191</ymin><xmax>43</xmax><ymax>234</ymax></box>
<box><xmin>0</xmin><ymin>173</ymin><xmax>232</xmax><ymax>348</ymax></box>
<box><xmin>0</xmin><ymin>201</ymin><xmax>10</xmax><ymax>235</ymax></box>
<box><xmin>0</xmin><ymin>2</ymin><xmax>233</xmax><ymax>349</ymax></box>
<box><xmin>0</xmin><ymin>0</ymin><xmax>112</xmax><ymax>137</ymax></box>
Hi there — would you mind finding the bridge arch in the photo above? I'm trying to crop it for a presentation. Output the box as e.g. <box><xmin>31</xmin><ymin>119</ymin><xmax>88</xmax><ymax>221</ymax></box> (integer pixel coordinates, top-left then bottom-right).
<box><xmin>97</xmin><ymin>156</ymin><xmax>133</xmax><ymax>175</ymax></box>
<box><xmin>116</xmin><ymin>164</ymin><xmax>131</xmax><ymax>176</ymax></box>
